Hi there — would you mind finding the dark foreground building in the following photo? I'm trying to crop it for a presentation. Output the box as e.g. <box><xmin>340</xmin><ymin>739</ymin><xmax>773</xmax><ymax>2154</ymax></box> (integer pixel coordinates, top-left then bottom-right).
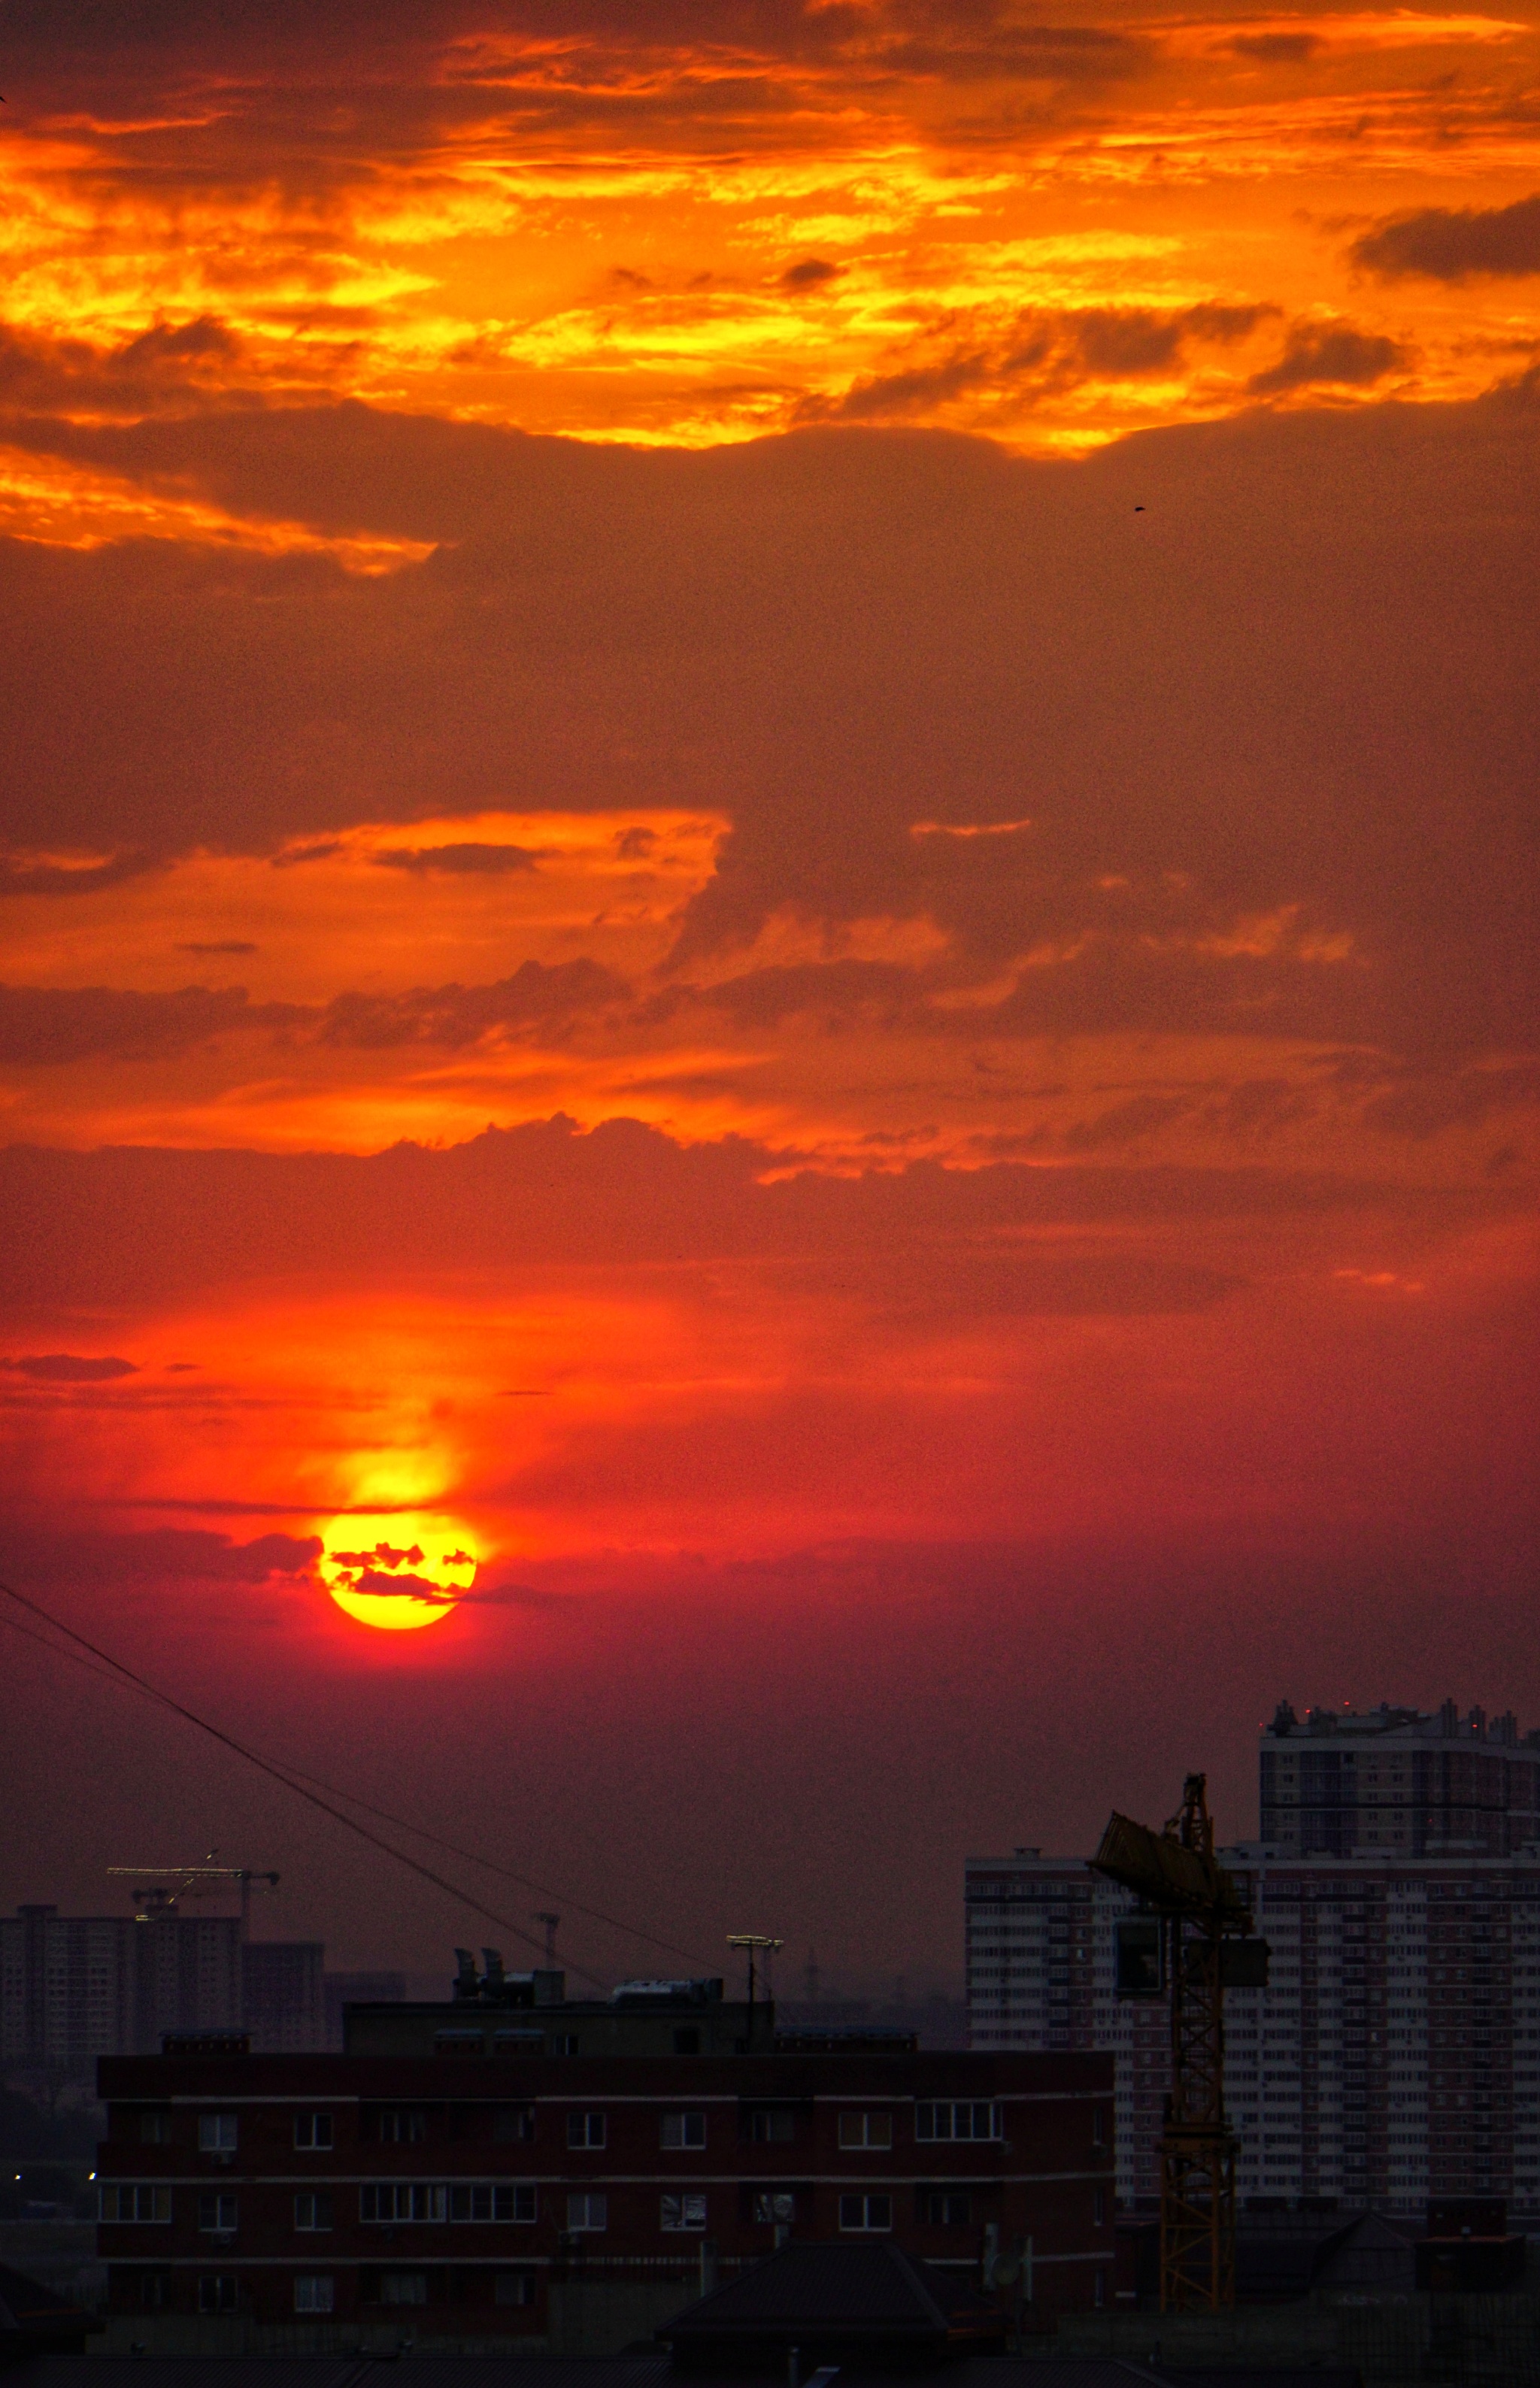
<box><xmin>95</xmin><ymin>2019</ymin><xmax>1114</xmax><ymax>2353</ymax></box>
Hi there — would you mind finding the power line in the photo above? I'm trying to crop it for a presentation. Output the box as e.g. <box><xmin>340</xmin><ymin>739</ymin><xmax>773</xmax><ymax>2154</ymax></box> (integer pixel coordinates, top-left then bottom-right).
<box><xmin>0</xmin><ymin>1594</ymin><xmax>717</xmax><ymax>1977</ymax></box>
<box><xmin>0</xmin><ymin>1577</ymin><xmax>616</xmax><ymax>1989</ymax></box>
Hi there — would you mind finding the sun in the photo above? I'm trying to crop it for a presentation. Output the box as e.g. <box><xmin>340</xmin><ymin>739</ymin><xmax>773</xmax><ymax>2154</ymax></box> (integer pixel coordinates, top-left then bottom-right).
<box><xmin>317</xmin><ymin>1509</ymin><xmax>480</xmax><ymax>1631</ymax></box>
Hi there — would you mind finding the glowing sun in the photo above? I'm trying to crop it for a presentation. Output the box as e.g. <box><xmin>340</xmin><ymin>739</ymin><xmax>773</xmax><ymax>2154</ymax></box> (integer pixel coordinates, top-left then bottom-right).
<box><xmin>318</xmin><ymin>1509</ymin><xmax>479</xmax><ymax>1630</ymax></box>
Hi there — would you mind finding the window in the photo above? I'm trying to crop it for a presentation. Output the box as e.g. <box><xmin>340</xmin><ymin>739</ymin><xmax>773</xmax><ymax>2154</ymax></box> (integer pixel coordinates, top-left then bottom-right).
<box><xmin>139</xmin><ymin>2109</ymin><xmax>171</xmax><ymax>2145</ymax></box>
<box><xmin>378</xmin><ymin>2109</ymin><xmax>428</xmax><ymax>2144</ymax></box>
<box><xmin>744</xmin><ymin>2107</ymin><xmax>796</xmax><ymax>2143</ymax></box>
<box><xmin>838</xmin><ymin>2111</ymin><xmax>893</xmax><ymax>2150</ymax></box>
<box><xmin>198</xmin><ymin>2193</ymin><xmax>238</xmax><ymax>2234</ymax></box>
<box><xmin>361</xmin><ymin>2184</ymin><xmax>450</xmax><ymax>2223</ymax></box>
<box><xmin>197</xmin><ymin>2276</ymin><xmax>238</xmax><ymax>2315</ymax></box>
<box><xmin>916</xmin><ymin>2102</ymin><xmax>1002</xmax><ymax>2142</ymax></box>
<box><xmin>380</xmin><ymin>2272</ymin><xmax>428</xmax><ymax>2307</ymax></box>
<box><xmin>661</xmin><ymin>2193</ymin><xmax>708</xmax><ymax>2232</ymax></box>
<box><xmin>840</xmin><ymin>2193</ymin><xmax>893</xmax><ymax>2232</ymax></box>
<box><xmin>1093</xmin><ymin>2186</ymin><xmax>1107</xmax><ymax>2227</ymax></box>
<box><xmin>918</xmin><ymin>2190</ymin><xmax>971</xmax><ymax>2226</ymax></box>
<box><xmin>551</xmin><ymin>2035</ymin><xmax>581</xmax><ymax>2057</ymax></box>
<box><xmin>448</xmin><ymin>2183</ymin><xmax>536</xmax><ymax>2223</ymax></box>
<box><xmin>493</xmin><ymin>2104</ymin><xmax>535</xmax><ymax>2143</ymax></box>
<box><xmin>101</xmin><ymin>2185</ymin><xmax>172</xmax><ymax>2224</ymax></box>
<box><xmin>661</xmin><ymin>2110</ymin><xmax>707</xmax><ymax>2150</ymax></box>
<box><xmin>138</xmin><ymin>2272</ymin><xmax>168</xmax><ymax>2311</ymax></box>
<box><xmin>674</xmin><ymin>2028</ymin><xmax>702</xmax><ymax>2056</ymax></box>
<box><xmin>567</xmin><ymin>2192</ymin><xmax>608</xmax><ymax>2233</ymax></box>
<box><xmin>496</xmin><ymin>2271</ymin><xmax>536</xmax><ymax>2307</ymax></box>
<box><xmin>568</xmin><ymin>2111</ymin><xmax>607</xmax><ymax>2149</ymax></box>
<box><xmin>294</xmin><ymin>2193</ymin><xmax>334</xmax><ymax>2232</ymax></box>
<box><xmin>434</xmin><ymin>2030</ymin><xmax>485</xmax><ymax>2056</ymax></box>
<box><xmin>294</xmin><ymin>2112</ymin><xmax>333</xmax><ymax>2150</ymax></box>
<box><xmin>753</xmin><ymin>2191</ymin><xmax>796</xmax><ymax>2226</ymax></box>
<box><xmin>294</xmin><ymin>2275</ymin><xmax>335</xmax><ymax>2314</ymax></box>
<box><xmin>1094</xmin><ymin>2268</ymin><xmax>1107</xmax><ymax>2310</ymax></box>
<box><xmin>198</xmin><ymin>2113</ymin><xmax>238</xmax><ymax>2153</ymax></box>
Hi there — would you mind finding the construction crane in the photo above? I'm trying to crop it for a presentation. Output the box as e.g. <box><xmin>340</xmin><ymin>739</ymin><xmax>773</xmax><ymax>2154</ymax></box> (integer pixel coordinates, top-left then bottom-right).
<box><xmin>1090</xmin><ymin>1774</ymin><xmax>1268</xmax><ymax>2314</ymax></box>
<box><xmin>108</xmin><ymin>1857</ymin><xmax>280</xmax><ymax>1941</ymax></box>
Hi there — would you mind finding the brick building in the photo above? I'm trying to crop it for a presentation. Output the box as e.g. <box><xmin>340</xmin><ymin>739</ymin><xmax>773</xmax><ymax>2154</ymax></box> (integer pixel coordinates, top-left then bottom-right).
<box><xmin>95</xmin><ymin>2037</ymin><xmax>1114</xmax><ymax>2347</ymax></box>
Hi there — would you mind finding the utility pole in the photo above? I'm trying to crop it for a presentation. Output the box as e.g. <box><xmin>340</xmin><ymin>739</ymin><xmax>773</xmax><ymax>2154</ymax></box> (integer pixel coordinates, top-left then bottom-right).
<box><xmin>727</xmin><ymin>1934</ymin><xmax>784</xmax><ymax>2017</ymax></box>
<box><xmin>533</xmin><ymin>1912</ymin><xmax>559</xmax><ymax>1967</ymax></box>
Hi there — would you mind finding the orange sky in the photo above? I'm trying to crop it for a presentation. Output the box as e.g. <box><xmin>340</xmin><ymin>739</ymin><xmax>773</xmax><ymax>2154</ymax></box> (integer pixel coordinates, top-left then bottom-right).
<box><xmin>0</xmin><ymin>0</ymin><xmax>1537</xmax><ymax>1984</ymax></box>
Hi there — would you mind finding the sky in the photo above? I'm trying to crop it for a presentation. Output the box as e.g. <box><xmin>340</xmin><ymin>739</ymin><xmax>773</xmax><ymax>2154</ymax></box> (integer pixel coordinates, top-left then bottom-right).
<box><xmin>0</xmin><ymin>0</ymin><xmax>1537</xmax><ymax>1997</ymax></box>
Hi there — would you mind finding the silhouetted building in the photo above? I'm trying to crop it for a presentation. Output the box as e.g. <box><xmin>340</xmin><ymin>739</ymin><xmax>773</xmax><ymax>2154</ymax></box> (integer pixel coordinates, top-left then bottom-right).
<box><xmin>95</xmin><ymin>2036</ymin><xmax>1114</xmax><ymax>2345</ymax></box>
<box><xmin>323</xmin><ymin>1971</ymin><xmax>406</xmax><ymax>2051</ymax></box>
<box><xmin>1</xmin><ymin>1906</ymin><xmax>241</xmax><ymax>2072</ymax></box>
<box><xmin>344</xmin><ymin>1961</ymin><xmax>777</xmax><ymax>2060</ymax></box>
<box><xmin>241</xmin><ymin>1943</ymin><xmax>325</xmax><ymax>2053</ymax></box>
<box><xmin>1261</xmin><ymin>1700</ymin><xmax>1540</xmax><ymax>1857</ymax></box>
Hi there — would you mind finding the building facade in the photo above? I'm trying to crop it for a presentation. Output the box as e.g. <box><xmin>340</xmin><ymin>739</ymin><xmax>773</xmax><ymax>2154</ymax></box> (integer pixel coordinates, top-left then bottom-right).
<box><xmin>966</xmin><ymin>1699</ymin><xmax>1540</xmax><ymax>2218</ymax></box>
<box><xmin>243</xmin><ymin>1944</ymin><xmax>326</xmax><ymax>2053</ymax></box>
<box><xmin>95</xmin><ymin>2038</ymin><xmax>1115</xmax><ymax>2342</ymax></box>
<box><xmin>1261</xmin><ymin>1701</ymin><xmax>1540</xmax><ymax>1857</ymax></box>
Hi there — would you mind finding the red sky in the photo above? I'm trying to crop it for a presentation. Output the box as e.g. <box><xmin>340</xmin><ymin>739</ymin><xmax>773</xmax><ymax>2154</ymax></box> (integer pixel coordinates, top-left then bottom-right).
<box><xmin>0</xmin><ymin>0</ymin><xmax>1537</xmax><ymax>1995</ymax></box>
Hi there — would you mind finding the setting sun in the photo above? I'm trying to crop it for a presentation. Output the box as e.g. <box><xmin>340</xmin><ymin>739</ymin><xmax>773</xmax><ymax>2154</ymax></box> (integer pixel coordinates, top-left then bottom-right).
<box><xmin>317</xmin><ymin>1511</ymin><xmax>480</xmax><ymax>1632</ymax></box>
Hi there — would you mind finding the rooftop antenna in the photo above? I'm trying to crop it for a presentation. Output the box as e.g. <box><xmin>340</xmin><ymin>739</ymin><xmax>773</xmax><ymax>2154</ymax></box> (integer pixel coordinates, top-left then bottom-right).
<box><xmin>533</xmin><ymin>1911</ymin><xmax>560</xmax><ymax>1966</ymax></box>
<box><xmin>727</xmin><ymin>1933</ymin><xmax>784</xmax><ymax>2015</ymax></box>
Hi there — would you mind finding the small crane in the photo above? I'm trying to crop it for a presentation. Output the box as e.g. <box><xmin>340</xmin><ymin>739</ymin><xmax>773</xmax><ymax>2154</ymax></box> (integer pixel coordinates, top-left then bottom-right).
<box><xmin>1091</xmin><ymin>1774</ymin><xmax>1268</xmax><ymax>2313</ymax></box>
<box><xmin>109</xmin><ymin>1856</ymin><xmax>280</xmax><ymax>1941</ymax></box>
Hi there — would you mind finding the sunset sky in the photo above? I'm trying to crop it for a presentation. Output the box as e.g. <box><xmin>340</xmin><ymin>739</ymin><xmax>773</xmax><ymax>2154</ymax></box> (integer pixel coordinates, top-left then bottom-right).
<box><xmin>1</xmin><ymin>0</ymin><xmax>1537</xmax><ymax>1993</ymax></box>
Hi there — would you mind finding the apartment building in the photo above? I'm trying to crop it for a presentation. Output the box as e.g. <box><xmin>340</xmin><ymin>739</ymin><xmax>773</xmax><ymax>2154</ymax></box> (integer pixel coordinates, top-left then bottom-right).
<box><xmin>966</xmin><ymin>1701</ymin><xmax>1540</xmax><ymax>2217</ymax></box>
<box><xmin>95</xmin><ymin>2032</ymin><xmax>1115</xmax><ymax>2341</ymax></box>
<box><xmin>2</xmin><ymin>1905</ymin><xmax>241</xmax><ymax>2071</ymax></box>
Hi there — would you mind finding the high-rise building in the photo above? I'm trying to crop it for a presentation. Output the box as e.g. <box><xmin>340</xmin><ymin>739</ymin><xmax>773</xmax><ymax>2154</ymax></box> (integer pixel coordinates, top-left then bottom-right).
<box><xmin>1</xmin><ymin>1905</ymin><xmax>243</xmax><ymax>2071</ymax></box>
<box><xmin>966</xmin><ymin>1699</ymin><xmax>1540</xmax><ymax>2217</ymax></box>
<box><xmin>242</xmin><ymin>1942</ymin><xmax>326</xmax><ymax>2052</ymax></box>
<box><xmin>1261</xmin><ymin>1699</ymin><xmax>1540</xmax><ymax>1856</ymax></box>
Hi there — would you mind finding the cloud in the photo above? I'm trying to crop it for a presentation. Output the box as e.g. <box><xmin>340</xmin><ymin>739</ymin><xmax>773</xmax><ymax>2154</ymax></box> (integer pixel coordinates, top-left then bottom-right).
<box><xmin>0</xmin><ymin>851</ymin><xmax>162</xmax><ymax>899</ymax></box>
<box><xmin>781</xmin><ymin>258</ymin><xmax>841</xmax><ymax>292</ymax></box>
<box><xmin>177</xmin><ymin>941</ymin><xmax>258</xmax><ymax>955</ymax></box>
<box><xmin>1247</xmin><ymin>320</ymin><xmax>1409</xmax><ymax>394</ymax></box>
<box><xmin>0</xmin><ymin>983</ymin><xmax>294</xmax><ymax>1066</ymax></box>
<box><xmin>371</xmin><ymin>841</ymin><xmax>541</xmax><ymax>875</ymax></box>
<box><xmin>0</xmin><ymin>1353</ymin><xmax>138</xmax><ymax>1382</ymax></box>
<box><xmin>313</xmin><ymin>958</ymin><xmax>626</xmax><ymax>1049</ymax></box>
<box><xmin>1351</xmin><ymin>192</ymin><xmax>1540</xmax><ymax>283</ymax></box>
<box><xmin>1228</xmin><ymin>29</ymin><xmax>1320</xmax><ymax>59</ymax></box>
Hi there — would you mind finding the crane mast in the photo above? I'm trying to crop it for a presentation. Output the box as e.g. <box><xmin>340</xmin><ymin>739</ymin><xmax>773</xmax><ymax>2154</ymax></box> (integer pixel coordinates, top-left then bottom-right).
<box><xmin>1092</xmin><ymin>1773</ymin><xmax>1266</xmax><ymax>2314</ymax></box>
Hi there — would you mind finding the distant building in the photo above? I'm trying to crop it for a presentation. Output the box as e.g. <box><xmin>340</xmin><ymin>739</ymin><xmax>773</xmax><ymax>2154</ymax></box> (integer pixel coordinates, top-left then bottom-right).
<box><xmin>1262</xmin><ymin>1699</ymin><xmax>1540</xmax><ymax>1856</ymax></box>
<box><xmin>95</xmin><ymin>2036</ymin><xmax>1114</xmax><ymax>2344</ymax></box>
<box><xmin>323</xmin><ymin>1971</ymin><xmax>406</xmax><ymax>2051</ymax></box>
<box><xmin>344</xmin><ymin>1959</ymin><xmax>778</xmax><ymax>2062</ymax></box>
<box><xmin>1</xmin><ymin>1905</ymin><xmax>241</xmax><ymax>2073</ymax></box>
<box><xmin>966</xmin><ymin>1696</ymin><xmax>1540</xmax><ymax>2217</ymax></box>
<box><xmin>241</xmin><ymin>1944</ymin><xmax>326</xmax><ymax>2053</ymax></box>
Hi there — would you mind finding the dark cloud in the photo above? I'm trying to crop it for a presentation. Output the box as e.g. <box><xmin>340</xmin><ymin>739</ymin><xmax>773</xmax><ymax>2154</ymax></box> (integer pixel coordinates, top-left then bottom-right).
<box><xmin>0</xmin><ymin>402</ymin><xmax>1535</xmax><ymax>1066</ymax></box>
<box><xmin>1228</xmin><ymin>30</ymin><xmax>1318</xmax><ymax>59</ymax></box>
<box><xmin>177</xmin><ymin>941</ymin><xmax>259</xmax><ymax>955</ymax></box>
<box><xmin>371</xmin><ymin>841</ymin><xmax>540</xmax><ymax>876</ymax></box>
<box><xmin>0</xmin><ymin>1353</ymin><xmax>138</xmax><ymax>1382</ymax></box>
<box><xmin>312</xmin><ymin>959</ymin><xmax>626</xmax><ymax>1050</ymax></box>
<box><xmin>781</xmin><ymin>258</ymin><xmax>841</xmax><ymax>292</ymax></box>
<box><xmin>801</xmin><ymin>302</ymin><xmax>1272</xmax><ymax>420</ymax></box>
<box><xmin>1247</xmin><ymin>320</ymin><xmax>1409</xmax><ymax>394</ymax></box>
<box><xmin>0</xmin><ymin>1115</ymin><xmax>1502</xmax><ymax>1314</ymax></box>
<box><xmin>1351</xmin><ymin>192</ymin><xmax>1540</xmax><ymax>284</ymax></box>
<box><xmin>0</xmin><ymin>982</ymin><xmax>295</xmax><ymax>1066</ymax></box>
<box><xmin>0</xmin><ymin>850</ymin><xmax>162</xmax><ymax>899</ymax></box>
